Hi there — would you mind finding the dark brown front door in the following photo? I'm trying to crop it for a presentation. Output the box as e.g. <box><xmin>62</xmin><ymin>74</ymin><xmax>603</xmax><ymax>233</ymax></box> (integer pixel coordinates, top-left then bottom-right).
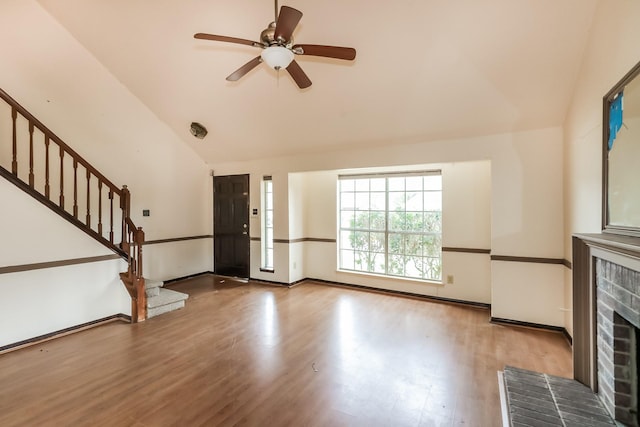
<box><xmin>214</xmin><ymin>174</ymin><xmax>250</xmax><ymax>278</ymax></box>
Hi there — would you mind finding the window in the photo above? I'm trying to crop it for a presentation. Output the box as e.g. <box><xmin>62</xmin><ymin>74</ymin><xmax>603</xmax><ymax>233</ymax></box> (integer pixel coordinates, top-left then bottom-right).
<box><xmin>338</xmin><ymin>172</ymin><xmax>442</xmax><ymax>281</ymax></box>
<box><xmin>262</xmin><ymin>176</ymin><xmax>274</xmax><ymax>270</ymax></box>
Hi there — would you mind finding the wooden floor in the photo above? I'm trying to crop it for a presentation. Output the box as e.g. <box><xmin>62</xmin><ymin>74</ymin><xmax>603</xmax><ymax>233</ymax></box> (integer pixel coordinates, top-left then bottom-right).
<box><xmin>0</xmin><ymin>276</ymin><xmax>572</xmax><ymax>426</ymax></box>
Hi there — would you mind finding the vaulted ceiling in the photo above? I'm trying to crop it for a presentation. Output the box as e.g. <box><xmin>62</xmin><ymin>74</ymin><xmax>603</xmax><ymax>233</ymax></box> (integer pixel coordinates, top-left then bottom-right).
<box><xmin>37</xmin><ymin>0</ymin><xmax>597</xmax><ymax>164</ymax></box>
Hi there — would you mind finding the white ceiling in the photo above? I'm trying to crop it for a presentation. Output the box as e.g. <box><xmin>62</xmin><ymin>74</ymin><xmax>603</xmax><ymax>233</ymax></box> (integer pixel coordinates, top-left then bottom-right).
<box><xmin>37</xmin><ymin>0</ymin><xmax>597</xmax><ymax>164</ymax></box>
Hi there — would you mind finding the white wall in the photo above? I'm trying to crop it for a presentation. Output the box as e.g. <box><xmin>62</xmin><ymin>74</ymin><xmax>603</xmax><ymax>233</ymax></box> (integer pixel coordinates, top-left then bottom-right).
<box><xmin>0</xmin><ymin>178</ymin><xmax>130</xmax><ymax>347</ymax></box>
<box><xmin>211</xmin><ymin>126</ymin><xmax>565</xmax><ymax>325</ymax></box>
<box><xmin>563</xmin><ymin>0</ymin><xmax>640</xmax><ymax>336</ymax></box>
<box><xmin>0</xmin><ymin>0</ymin><xmax>212</xmax><ymax>346</ymax></box>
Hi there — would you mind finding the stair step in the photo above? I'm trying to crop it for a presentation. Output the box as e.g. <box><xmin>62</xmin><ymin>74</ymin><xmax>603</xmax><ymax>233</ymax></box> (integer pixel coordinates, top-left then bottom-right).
<box><xmin>147</xmin><ymin>288</ymin><xmax>189</xmax><ymax>319</ymax></box>
<box><xmin>145</xmin><ymin>279</ymin><xmax>164</xmax><ymax>289</ymax></box>
<box><xmin>145</xmin><ymin>279</ymin><xmax>163</xmax><ymax>298</ymax></box>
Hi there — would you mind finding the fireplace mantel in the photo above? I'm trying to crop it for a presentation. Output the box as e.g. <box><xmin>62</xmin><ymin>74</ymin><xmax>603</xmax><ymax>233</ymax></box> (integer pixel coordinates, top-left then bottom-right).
<box><xmin>573</xmin><ymin>233</ymin><xmax>640</xmax><ymax>424</ymax></box>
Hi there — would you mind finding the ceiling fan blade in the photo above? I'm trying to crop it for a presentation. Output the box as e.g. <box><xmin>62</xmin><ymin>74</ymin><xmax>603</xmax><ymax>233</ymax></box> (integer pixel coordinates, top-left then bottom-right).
<box><xmin>194</xmin><ymin>33</ymin><xmax>261</xmax><ymax>47</ymax></box>
<box><xmin>226</xmin><ymin>56</ymin><xmax>263</xmax><ymax>81</ymax></box>
<box><xmin>286</xmin><ymin>60</ymin><xmax>312</xmax><ymax>89</ymax></box>
<box><xmin>293</xmin><ymin>44</ymin><xmax>356</xmax><ymax>61</ymax></box>
<box><xmin>274</xmin><ymin>6</ymin><xmax>303</xmax><ymax>43</ymax></box>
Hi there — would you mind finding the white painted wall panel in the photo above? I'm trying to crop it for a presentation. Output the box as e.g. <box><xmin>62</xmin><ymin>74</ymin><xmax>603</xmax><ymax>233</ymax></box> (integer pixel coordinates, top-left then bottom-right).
<box><xmin>491</xmin><ymin>262</ymin><xmax>565</xmax><ymax>327</ymax></box>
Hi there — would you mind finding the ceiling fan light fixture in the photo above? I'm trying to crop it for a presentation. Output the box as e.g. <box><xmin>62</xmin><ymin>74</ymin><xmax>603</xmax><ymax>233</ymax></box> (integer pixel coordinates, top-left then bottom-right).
<box><xmin>261</xmin><ymin>46</ymin><xmax>294</xmax><ymax>70</ymax></box>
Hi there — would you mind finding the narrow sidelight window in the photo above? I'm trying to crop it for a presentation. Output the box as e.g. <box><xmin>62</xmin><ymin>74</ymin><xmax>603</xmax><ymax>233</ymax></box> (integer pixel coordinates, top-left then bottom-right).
<box><xmin>262</xmin><ymin>176</ymin><xmax>274</xmax><ymax>270</ymax></box>
<box><xmin>338</xmin><ymin>171</ymin><xmax>442</xmax><ymax>282</ymax></box>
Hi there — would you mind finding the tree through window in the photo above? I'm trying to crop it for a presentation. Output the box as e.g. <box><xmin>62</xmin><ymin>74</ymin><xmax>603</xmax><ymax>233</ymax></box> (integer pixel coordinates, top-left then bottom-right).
<box><xmin>338</xmin><ymin>172</ymin><xmax>442</xmax><ymax>281</ymax></box>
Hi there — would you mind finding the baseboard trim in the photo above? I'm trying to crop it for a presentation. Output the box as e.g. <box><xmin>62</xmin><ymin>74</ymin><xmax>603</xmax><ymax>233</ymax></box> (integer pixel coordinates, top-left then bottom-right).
<box><xmin>163</xmin><ymin>271</ymin><xmax>215</xmax><ymax>285</ymax></box>
<box><xmin>490</xmin><ymin>317</ymin><xmax>572</xmax><ymax>343</ymax></box>
<box><xmin>248</xmin><ymin>277</ymin><xmax>290</xmax><ymax>287</ymax></box>
<box><xmin>0</xmin><ymin>313</ymin><xmax>130</xmax><ymax>355</ymax></box>
<box><xmin>307</xmin><ymin>278</ymin><xmax>491</xmax><ymax>309</ymax></box>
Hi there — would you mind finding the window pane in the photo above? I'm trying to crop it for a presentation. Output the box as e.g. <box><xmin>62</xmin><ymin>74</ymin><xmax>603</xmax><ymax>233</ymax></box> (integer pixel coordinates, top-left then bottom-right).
<box><xmin>405</xmin><ymin>234</ymin><xmax>423</xmax><ymax>257</ymax></box>
<box><xmin>370</xmin><ymin>211</ymin><xmax>386</xmax><ymax>230</ymax></box>
<box><xmin>406</xmin><ymin>192</ymin><xmax>423</xmax><ymax>211</ymax></box>
<box><xmin>388</xmin><ymin>177</ymin><xmax>404</xmax><ymax>191</ymax></box>
<box><xmin>340</xmin><ymin>250</ymin><xmax>355</xmax><ymax>269</ymax></box>
<box><xmin>266</xmin><ymin>211</ymin><xmax>273</xmax><ymax>228</ymax></box>
<box><xmin>354</xmin><ymin>211</ymin><xmax>370</xmax><ymax>229</ymax></box>
<box><xmin>406</xmin><ymin>176</ymin><xmax>423</xmax><ymax>191</ymax></box>
<box><xmin>370</xmin><ymin>178</ymin><xmax>385</xmax><ymax>191</ymax></box>
<box><xmin>405</xmin><ymin>256</ymin><xmax>424</xmax><ymax>279</ymax></box>
<box><xmin>370</xmin><ymin>232</ymin><xmax>385</xmax><ymax>252</ymax></box>
<box><xmin>340</xmin><ymin>231</ymin><xmax>354</xmax><ymax>250</ymax></box>
<box><xmin>388</xmin><ymin>232</ymin><xmax>404</xmax><ymax>255</ymax></box>
<box><xmin>355</xmin><ymin>179</ymin><xmax>369</xmax><ymax>192</ymax></box>
<box><xmin>388</xmin><ymin>254</ymin><xmax>405</xmax><ymax>276</ymax></box>
<box><xmin>406</xmin><ymin>212</ymin><xmax>425</xmax><ymax>231</ymax></box>
<box><xmin>389</xmin><ymin>192</ymin><xmax>405</xmax><ymax>211</ymax></box>
<box><xmin>341</xmin><ymin>192</ymin><xmax>355</xmax><ymax>210</ymax></box>
<box><xmin>355</xmin><ymin>192</ymin><xmax>370</xmax><ymax>210</ymax></box>
<box><xmin>341</xmin><ymin>211</ymin><xmax>355</xmax><ymax>229</ymax></box>
<box><xmin>388</xmin><ymin>212</ymin><xmax>406</xmax><ymax>232</ymax></box>
<box><xmin>353</xmin><ymin>231</ymin><xmax>369</xmax><ymax>251</ymax></box>
<box><xmin>370</xmin><ymin>192</ymin><xmax>385</xmax><ymax>210</ymax></box>
<box><xmin>423</xmin><ymin>234</ymin><xmax>442</xmax><ymax>257</ymax></box>
<box><xmin>266</xmin><ymin>249</ymin><xmax>273</xmax><ymax>268</ymax></box>
<box><xmin>424</xmin><ymin>175</ymin><xmax>442</xmax><ymax>191</ymax></box>
<box><xmin>341</xmin><ymin>179</ymin><xmax>355</xmax><ymax>191</ymax></box>
<box><xmin>354</xmin><ymin>251</ymin><xmax>375</xmax><ymax>271</ymax></box>
<box><xmin>424</xmin><ymin>192</ymin><xmax>442</xmax><ymax>211</ymax></box>
<box><xmin>372</xmin><ymin>253</ymin><xmax>386</xmax><ymax>274</ymax></box>
<box><xmin>424</xmin><ymin>212</ymin><xmax>441</xmax><ymax>232</ymax></box>
<box><xmin>424</xmin><ymin>257</ymin><xmax>442</xmax><ymax>281</ymax></box>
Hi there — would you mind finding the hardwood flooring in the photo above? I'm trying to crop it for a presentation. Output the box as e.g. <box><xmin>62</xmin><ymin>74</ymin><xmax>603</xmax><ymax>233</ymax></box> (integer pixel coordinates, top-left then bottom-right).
<box><xmin>0</xmin><ymin>275</ymin><xmax>572</xmax><ymax>426</ymax></box>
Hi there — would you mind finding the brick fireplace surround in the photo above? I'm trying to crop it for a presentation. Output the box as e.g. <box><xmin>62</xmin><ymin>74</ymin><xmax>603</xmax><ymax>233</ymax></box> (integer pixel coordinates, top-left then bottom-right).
<box><xmin>573</xmin><ymin>233</ymin><xmax>640</xmax><ymax>426</ymax></box>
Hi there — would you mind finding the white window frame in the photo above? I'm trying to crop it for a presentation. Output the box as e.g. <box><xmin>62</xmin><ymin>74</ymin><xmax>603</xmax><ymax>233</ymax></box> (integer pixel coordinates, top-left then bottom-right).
<box><xmin>338</xmin><ymin>171</ymin><xmax>442</xmax><ymax>282</ymax></box>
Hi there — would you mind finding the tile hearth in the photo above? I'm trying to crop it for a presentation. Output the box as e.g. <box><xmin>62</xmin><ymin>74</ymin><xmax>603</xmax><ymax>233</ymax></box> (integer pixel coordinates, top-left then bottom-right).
<box><xmin>501</xmin><ymin>366</ymin><xmax>615</xmax><ymax>426</ymax></box>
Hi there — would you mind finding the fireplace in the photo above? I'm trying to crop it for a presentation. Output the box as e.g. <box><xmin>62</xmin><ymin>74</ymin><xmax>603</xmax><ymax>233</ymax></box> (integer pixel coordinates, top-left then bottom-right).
<box><xmin>596</xmin><ymin>258</ymin><xmax>640</xmax><ymax>424</ymax></box>
<box><xmin>573</xmin><ymin>234</ymin><xmax>640</xmax><ymax>426</ymax></box>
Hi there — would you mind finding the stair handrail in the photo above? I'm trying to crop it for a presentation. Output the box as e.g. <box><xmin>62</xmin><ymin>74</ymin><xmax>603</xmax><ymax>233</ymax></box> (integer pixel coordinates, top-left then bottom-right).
<box><xmin>0</xmin><ymin>88</ymin><xmax>122</xmax><ymax>196</ymax></box>
<box><xmin>0</xmin><ymin>87</ymin><xmax>146</xmax><ymax>322</ymax></box>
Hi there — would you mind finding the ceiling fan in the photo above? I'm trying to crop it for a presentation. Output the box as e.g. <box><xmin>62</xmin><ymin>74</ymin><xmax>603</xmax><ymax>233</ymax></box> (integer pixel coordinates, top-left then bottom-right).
<box><xmin>194</xmin><ymin>0</ymin><xmax>356</xmax><ymax>89</ymax></box>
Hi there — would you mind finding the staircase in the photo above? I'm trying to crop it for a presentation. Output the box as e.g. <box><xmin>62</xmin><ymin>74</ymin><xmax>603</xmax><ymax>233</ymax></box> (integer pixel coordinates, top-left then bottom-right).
<box><xmin>145</xmin><ymin>280</ymin><xmax>189</xmax><ymax>318</ymax></box>
<box><xmin>0</xmin><ymin>87</ymin><xmax>185</xmax><ymax>322</ymax></box>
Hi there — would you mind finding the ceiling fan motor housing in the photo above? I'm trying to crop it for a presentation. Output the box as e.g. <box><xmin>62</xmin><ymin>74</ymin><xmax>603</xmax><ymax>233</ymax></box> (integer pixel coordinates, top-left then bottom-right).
<box><xmin>260</xmin><ymin>22</ymin><xmax>292</xmax><ymax>47</ymax></box>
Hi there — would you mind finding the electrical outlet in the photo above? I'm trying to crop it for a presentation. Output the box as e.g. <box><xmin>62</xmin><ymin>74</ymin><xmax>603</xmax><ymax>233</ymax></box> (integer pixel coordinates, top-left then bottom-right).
<box><xmin>446</xmin><ymin>275</ymin><xmax>454</xmax><ymax>284</ymax></box>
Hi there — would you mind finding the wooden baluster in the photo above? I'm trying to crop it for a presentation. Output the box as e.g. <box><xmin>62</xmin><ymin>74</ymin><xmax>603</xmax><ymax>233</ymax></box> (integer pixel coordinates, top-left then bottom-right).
<box><xmin>11</xmin><ymin>108</ymin><xmax>17</xmax><ymax>175</ymax></box>
<box><xmin>28</xmin><ymin>122</ymin><xmax>34</xmax><ymax>187</ymax></box>
<box><xmin>44</xmin><ymin>136</ymin><xmax>50</xmax><ymax>199</ymax></box>
<box><xmin>73</xmin><ymin>160</ymin><xmax>78</xmax><ymax>218</ymax></box>
<box><xmin>59</xmin><ymin>147</ymin><xmax>65</xmax><ymax>208</ymax></box>
<box><xmin>136</xmin><ymin>227</ymin><xmax>145</xmax><ymax>279</ymax></box>
<box><xmin>86</xmin><ymin>170</ymin><xmax>91</xmax><ymax>227</ymax></box>
<box><xmin>109</xmin><ymin>189</ymin><xmax>114</xmax><ymax>244</ymax></box>
<box><xmin>121</xmin><ymin>185</ymin><xmax>130</xmax><ymax>247</ymax></box>
<box><xmin>98</xmin><ymin>181</ymin><xmax>103</xmax><ymax>236</ymax></box>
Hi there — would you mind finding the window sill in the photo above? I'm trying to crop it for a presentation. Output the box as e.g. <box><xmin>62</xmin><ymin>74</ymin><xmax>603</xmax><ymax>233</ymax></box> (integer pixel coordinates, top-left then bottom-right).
<box><xmin>336</xmin><ymin>269</ymin><xmax>443</xmax><ymax>286</ymax></box>
<box><xmin>260</xmin><ymin>268</ymin><xmax>274</xmax><ymax>273</ymax></box>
